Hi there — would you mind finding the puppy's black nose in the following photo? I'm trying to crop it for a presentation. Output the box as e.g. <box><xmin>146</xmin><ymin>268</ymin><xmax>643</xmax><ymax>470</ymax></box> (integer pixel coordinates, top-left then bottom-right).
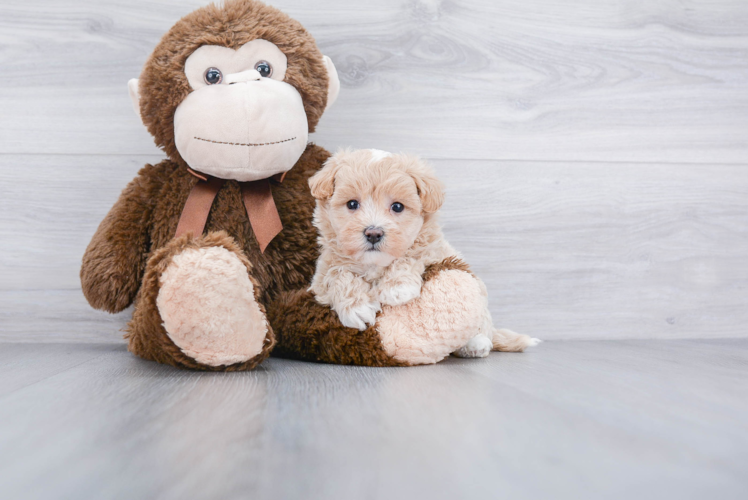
<box><xmin>364</xmin><ymin>227</ymin><xmax>384</xmax><ymax>244</ymax></box>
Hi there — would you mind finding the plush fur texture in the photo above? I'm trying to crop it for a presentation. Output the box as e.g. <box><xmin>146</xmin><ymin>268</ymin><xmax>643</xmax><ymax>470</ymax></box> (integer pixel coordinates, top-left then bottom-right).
<box><xmin>308</xmin><ymin>150</ymin><xmax>539</xmax><ymax>358</ymax></box>
<box><xmin>157</xmin><ymin>245</ymin><xmax>269</xmax><ymax>366</ymax></box>
<box><xmin>377</xmin><ymin>269</ymin><xmax>485</xmax><ymax>364</ymax></box>
<box><xmin>266</xmin><ymin>258</ymin><xmax>478</xmax><ymax>366</ymax></box>
<box><xmin>86</xmin><ymin>144</ymin><xmax>327</xmax><ymax>370</ymax></box>
<box><xmin>124</xmin><ymin>231</ymin><xmax>275</xmax><ymax>371</ymax></box>
<box><xmin>138</xmin><ymin>0</ymin><xmax>330</xmax><ymax>168</ymax></box>
<box><xmin>81</xmin><ymin>0</ymin><xmax>520</xmax><ymax>370</ymax></box>
<box><xmin>172</xmin><ymin>39</ymin><xmax>312</xmax><ymax>182</ymax></box>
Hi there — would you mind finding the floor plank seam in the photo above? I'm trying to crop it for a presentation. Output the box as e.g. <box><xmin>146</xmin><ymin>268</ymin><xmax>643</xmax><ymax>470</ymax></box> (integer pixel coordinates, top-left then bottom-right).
<box><xmin>0</xmin><ymin>351</ymin><xmax>114</xmax><ymax>400</ymax></box>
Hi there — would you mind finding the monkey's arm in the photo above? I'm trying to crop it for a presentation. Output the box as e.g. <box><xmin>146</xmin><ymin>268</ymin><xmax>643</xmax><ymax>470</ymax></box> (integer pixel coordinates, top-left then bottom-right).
<box><xmin>80</xmin><ymin>163</ymin><xmax>167</xmax><ymax>313</ymax></box>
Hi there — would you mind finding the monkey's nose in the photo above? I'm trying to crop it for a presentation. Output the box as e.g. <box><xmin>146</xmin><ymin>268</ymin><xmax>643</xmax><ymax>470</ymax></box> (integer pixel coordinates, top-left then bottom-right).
<box><xmin>364</xmin><ymin>227</ymin><xmax>384</xmax><ymax>244</ymax></box>
<box><xmin>225</xmin><ymin>69</ymin><xmax>263</xmax><ymax>84</ymax></box>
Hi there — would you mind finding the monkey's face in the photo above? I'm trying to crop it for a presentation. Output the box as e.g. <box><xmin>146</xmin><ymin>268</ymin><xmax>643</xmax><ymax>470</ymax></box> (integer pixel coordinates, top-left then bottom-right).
<box><xmin>129</xmin><ymin>0</ymin><xmax>340</xmax><ymax>182</ymax></box>
<box><xmin>172</xmin><ymin>40</ymin><xmax>309</xmax><ymax>182</ymax></box>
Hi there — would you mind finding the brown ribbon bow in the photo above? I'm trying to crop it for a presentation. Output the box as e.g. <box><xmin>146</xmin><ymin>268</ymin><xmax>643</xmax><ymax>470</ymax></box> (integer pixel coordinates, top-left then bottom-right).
<box><xmin>174</xmin><ymin>168</ymin><xmax>285</xmax><ymax>253</ymax></box>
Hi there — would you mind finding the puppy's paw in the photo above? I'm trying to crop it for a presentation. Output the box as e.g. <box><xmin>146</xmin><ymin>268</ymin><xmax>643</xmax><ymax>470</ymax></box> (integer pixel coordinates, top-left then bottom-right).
<box><xmin>336</xmin><ymin>301</ymin><xmax>381</xmax><ymax>331</ymax></box>
<box><xmin>378</xmin><ymin>282</ymin><xmax>421</xmax><ymax>307</ymax></box>
<box><xmin>527</xmin><ymin>337</ymin><xmax>543</xmax><ymax>347</ymax></box>
<box><xmin>453</xmin><ymin>335</ymin><xmax>493</xmax><ymax>358</ymax></box>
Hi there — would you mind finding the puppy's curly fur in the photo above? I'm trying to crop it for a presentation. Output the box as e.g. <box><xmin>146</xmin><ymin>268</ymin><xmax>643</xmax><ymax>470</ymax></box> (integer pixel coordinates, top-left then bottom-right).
<box><xmin>308</xmin><ymin>149</ymin><xmax>540</xmax><ymax>357</ymax></box>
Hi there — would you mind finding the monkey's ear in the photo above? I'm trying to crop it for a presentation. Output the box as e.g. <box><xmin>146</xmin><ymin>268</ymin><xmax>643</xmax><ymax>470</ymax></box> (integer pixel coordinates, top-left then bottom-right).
<box><xmin>323</xmin><ymin>56</ymin><xmax>340</xmax><ymax>112</ymax></box>
<box><xmin>308</xmin><ymin>156</ymin><xmax>341</xmax><ymax>200</ymax></box>
<box><xmin>127</xmin><ymin>78</ymin><xmax>143</xmax><ymax>123</ymax></box>
<box><xmin>406</xmin><ymin>157</ymin><xmax>445</xmax><ymax>214</ymax></box>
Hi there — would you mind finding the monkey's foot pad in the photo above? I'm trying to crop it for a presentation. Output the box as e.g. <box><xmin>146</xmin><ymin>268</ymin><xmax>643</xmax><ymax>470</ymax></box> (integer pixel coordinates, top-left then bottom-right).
<box><xmin>376</xmin><ymin>269</ymin><xmax>484</xmax><ymax>365</ymax></box>
<box><xmin>156</xmin><ymin>245</ymin><xmax>269</xmax><ymax>367</ymax></box>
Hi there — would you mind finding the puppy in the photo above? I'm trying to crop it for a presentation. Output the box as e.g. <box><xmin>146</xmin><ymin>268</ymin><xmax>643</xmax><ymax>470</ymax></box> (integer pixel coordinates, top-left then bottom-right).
<box><xmin>308</xmin><ymin>149</ymin><xmax>540</xmax><ymax>357</ymax></box>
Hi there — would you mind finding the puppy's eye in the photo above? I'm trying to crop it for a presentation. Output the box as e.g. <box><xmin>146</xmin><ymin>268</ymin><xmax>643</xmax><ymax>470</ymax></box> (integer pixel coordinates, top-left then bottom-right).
<box><xmin>346</xmin><ymin>200</ymin><xmax>359</xmax><ymax>210</ymax></box>
<box><xmin>204</xmin><ymin>67</ymin><xmax>223</xmax><ymax>85</ymax></box>
<box><xmin>391</xmin><ymin>202</ymin><xmax>404</xmax><ymax>213</ymax></box>
<box><xmin>254</xmin><ymin>60</ymin><xmax>273</xmax><ymax>78</ymax></box>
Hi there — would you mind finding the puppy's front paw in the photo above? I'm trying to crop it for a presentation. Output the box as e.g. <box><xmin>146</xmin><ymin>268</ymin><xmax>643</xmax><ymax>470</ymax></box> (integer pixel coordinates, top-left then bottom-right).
<box><xmin>453</xmin><ymin>335</ymin><xmax>493</xmax><ymax>358</ymax></box>
<box><xmin>378</xmin><ymin>283</ymin><xmax>421</xmax><ymax>307</ymax></box>
<box><xmin>336</xmin><ymin>301</ymin><xmax>381</xmax><ymax>331</ymax></box>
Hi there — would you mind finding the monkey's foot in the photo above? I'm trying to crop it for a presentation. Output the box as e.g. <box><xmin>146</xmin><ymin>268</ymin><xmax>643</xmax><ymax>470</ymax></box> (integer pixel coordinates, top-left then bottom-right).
<box><xmin>154</xmin><ymin>234</ymin><xmax>272</xmax><ymax>367</ymax></box>
<box><xmin>376</xmin><ymin>262</ymin><xmax>484</xmax><ymax>365</ymax></box>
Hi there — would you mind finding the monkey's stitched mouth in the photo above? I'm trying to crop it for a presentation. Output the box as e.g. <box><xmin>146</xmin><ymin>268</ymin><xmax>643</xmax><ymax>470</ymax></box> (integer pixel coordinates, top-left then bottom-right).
<box><xmin>193</xmin><ymin>136</ymin><xmax>297</xmax><ymax>147</ymax></box>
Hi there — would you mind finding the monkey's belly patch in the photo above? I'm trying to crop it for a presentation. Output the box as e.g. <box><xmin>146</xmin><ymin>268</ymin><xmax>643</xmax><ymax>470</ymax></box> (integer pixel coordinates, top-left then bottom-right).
<box><xmin>156</xmin><ymin>246</ymin><xmax>268</xmax><ymax>367</ymax></box>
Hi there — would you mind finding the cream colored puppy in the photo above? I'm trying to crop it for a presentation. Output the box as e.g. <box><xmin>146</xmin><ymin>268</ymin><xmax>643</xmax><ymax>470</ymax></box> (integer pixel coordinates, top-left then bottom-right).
<box><xmin>308</xmin><ymin>149</ymin><xmax>540</xmax><ymax>357</ymax></box>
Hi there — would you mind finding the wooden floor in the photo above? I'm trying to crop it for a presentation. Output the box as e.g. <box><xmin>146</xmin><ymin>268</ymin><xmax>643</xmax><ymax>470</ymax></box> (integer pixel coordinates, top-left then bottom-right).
<box><xmin>1</xmin><ymin>339</ymin><xmax>746</xmax><ymax>500</ymax></box>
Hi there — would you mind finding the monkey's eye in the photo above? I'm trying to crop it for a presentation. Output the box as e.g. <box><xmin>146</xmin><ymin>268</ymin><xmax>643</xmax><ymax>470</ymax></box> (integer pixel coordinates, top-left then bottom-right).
<box><xmin>391</xmin><ymin>202</ymin><xmax>404</xmax><ymax>213</ymax></box>
<box><xmin>204</xmin><ymin>67</ymin><xmax>223</xmax><ymax>85</ymax></box>
<box><xmin>254</xmin><ymin>60</ymin><xmax>273</xmax><ymax>78</ymax></box>
<box><xmin>346</xmin><ymin>200</ymin><xmax>359</xmax><ymax>210</ymax></box>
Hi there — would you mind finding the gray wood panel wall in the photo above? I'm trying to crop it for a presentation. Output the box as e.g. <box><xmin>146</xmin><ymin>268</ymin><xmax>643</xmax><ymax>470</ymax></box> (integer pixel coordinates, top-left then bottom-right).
<box><xmin>1</xmin><ymin>0</ymin><xmax>747</xmax><ymax>342</ymax></box>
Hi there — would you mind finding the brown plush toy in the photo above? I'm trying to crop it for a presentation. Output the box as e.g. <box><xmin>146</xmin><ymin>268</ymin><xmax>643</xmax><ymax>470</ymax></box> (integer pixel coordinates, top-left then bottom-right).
<box><xmin>81</xmin><ymin>0</ymin><xmax>488</xmax><ymax>371</ymax></box>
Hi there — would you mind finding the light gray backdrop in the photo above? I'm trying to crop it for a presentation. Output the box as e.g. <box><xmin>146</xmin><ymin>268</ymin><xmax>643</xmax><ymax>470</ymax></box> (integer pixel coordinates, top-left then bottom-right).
<box><xmin>1</xmin><ymin>0</ymin><xmax>747</xmax><ymax>342</ymax></box>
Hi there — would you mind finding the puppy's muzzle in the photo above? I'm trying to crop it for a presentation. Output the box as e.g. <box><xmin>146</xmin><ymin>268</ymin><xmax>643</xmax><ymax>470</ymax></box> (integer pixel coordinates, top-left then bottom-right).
<box><xmin>364</xmin><ymin>226</ymin><xmax>384</xmax><ymax>245</ymax></box>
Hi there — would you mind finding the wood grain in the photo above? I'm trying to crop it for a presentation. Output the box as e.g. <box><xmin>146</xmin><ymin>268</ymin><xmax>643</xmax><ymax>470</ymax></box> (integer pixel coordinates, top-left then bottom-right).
<box><xmin>434</xmin><ymin>159</ymin><xmax>748</xmax><ymax>340</ymax></box>
<box><xmin>0</xmin><ymin>340</ymin><xmax>746</xmax><ymax>499</ymax></box>
<box><xmin>2</xmin><ymin>154</ymin><xmax>746</xmax><ymax>341</ymax></box>
<box><xmin>2</xmin><ymin>3</ymin><xmax>746</xmax><ymax>496</ymax></box>
<box><xmin>0</xmin><ymin>0</ymin><xmax>746</xmax><ymax>162</ymax></box>
<box><xmin>0</xmin><ymin>290</ymin><xmax>131</xmax><ymax>343</ymax></box>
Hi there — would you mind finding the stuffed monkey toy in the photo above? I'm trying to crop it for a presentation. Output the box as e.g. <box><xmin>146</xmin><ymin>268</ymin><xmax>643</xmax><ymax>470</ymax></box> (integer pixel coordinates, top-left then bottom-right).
<box><xmin>81</xmin><ymin>0</ymin><xmax>487</xmax><ymax>370</ymax></box>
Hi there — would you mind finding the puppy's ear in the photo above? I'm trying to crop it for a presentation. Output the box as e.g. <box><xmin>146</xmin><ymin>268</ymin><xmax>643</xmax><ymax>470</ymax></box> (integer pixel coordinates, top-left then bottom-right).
<box><xmin>309</xmin><ymin>156</ymin><xmax>341</xmax><ymax>200</ymax></box>
<box><xmin>406</xmin><ymin>156</ymin><xmax>445</xmax><ymax>214</ymax></box>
